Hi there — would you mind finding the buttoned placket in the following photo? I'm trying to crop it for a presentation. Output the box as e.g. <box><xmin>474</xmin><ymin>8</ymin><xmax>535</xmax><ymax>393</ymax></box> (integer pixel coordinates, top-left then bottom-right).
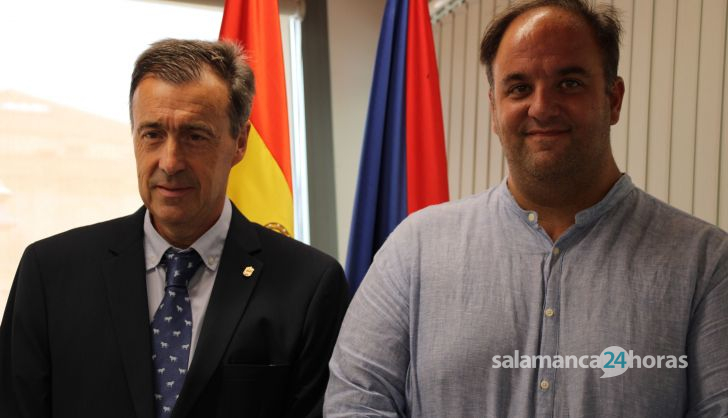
<box><xmin>535</xmin><ymin>241</ymin><xmax>563</xmax><ymax>417</ymax></box>
<box><xmin>524</xmin><ymin>210</ymin><xmax>566</xmax><ymax>417</ymax></box>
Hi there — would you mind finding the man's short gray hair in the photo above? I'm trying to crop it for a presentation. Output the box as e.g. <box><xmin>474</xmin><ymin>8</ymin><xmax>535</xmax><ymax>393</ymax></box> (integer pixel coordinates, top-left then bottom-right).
<box><xmin>129</xmin><ymin>38</ymin><xmax>255</xmax><ymax>138</ymax></box>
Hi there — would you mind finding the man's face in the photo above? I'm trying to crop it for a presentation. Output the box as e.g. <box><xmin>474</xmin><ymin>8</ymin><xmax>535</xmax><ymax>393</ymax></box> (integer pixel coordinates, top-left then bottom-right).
<box><xmin>489</xmin><ymin>7</ymin><xmax>624</xmax><ymax>183</ymax></box>
<box><xmin>131</xmin><ymin>68</ymin><xmax>247</xmax><ymax>241</ymax></box>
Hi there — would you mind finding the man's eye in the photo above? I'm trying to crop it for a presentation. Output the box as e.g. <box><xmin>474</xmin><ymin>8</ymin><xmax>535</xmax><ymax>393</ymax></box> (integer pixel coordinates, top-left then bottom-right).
<box><xmin>508</xmin><ymin>84</ymin><xmax>531</xmax><ymax>96</ymax></box>
<box><xmin>561</xmin><ymin>79</ymin><xmax>582</xmax><ymax>89</ymax></box>
<box><xmin>141</xmin><ymin>131</ymin><xmax>162</xmax><ymax>140</ymax></box>
<box><xmin>189</xmin><ymin>134</ymin><xmax>207</xmax><ymax>142</ymax></box>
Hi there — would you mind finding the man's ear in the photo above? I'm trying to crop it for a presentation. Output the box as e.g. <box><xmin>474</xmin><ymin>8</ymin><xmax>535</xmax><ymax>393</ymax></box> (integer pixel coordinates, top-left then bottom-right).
<box><xmin>609</xmin><ymin>77</ymin><xmax>625</xmax><ymax>125</ymax></box>
<box><xmin>232</xmin><ymin>120</ymin><xmax>250</xmax><ymax>166</ymax></box>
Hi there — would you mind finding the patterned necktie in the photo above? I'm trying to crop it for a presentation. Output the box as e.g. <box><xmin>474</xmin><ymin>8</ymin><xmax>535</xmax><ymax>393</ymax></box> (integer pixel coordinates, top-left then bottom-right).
<box><xmin>150</xmin><ymin>248</ymin><xmax>202</xmax><ymax>416</ymax></box>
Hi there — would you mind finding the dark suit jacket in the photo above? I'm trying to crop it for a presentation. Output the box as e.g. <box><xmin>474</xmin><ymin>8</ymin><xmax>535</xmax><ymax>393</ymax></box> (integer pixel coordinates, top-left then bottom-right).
<box><xmin>0</xmin><ymin>205</ymin><xmax>349</xmax><ymax>417</ymax></box>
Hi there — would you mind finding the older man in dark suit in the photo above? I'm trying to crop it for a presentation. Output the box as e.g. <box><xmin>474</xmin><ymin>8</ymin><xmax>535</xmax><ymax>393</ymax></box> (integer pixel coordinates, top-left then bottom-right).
<box><xmin>0</xmin><ymin>39</ymin><xmax>349</xmax><ymax>418</ymax></box>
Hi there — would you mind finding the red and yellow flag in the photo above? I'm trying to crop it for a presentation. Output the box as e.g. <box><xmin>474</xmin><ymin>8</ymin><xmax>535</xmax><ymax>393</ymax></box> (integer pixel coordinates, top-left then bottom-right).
<box><xmin>220</xmin><ymin>0</ymin><xmax>293</xmax><ymax>236</ymax></box>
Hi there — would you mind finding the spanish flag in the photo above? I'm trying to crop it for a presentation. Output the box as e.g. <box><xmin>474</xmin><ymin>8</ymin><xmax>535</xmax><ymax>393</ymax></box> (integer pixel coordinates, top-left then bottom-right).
<box><xmin>220</xmin><ymin>0</ymin><xmax>294</xmax><ymax>237</ymax></box>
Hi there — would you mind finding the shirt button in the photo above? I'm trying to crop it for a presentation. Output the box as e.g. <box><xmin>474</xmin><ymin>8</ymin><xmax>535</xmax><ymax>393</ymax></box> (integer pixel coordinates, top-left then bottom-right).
<box><xmin>528</xmin><ymin>212</ymin><xmax>536</xmax><ymax>222</ymax></box>
<box><xmin>544</xmin><ymin>308</ymin><xmax>555</xmax><ymax>318</ymax></box>
<box><xmin>540</xmin><ymin>379</ymin><xmax>550</xmax><ymax>391</ymax></box>
<box><xmin>553</xmin><ymin>247</ymin><xmax>560</xmax><ymax>255</ymax></box>
<box><xmin>208</xmin><ymin>257</ymin><xmax>215</xmax><ymax>264</ymax></box>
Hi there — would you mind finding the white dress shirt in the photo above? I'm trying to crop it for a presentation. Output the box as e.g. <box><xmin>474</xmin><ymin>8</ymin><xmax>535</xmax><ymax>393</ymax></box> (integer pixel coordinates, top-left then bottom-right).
<box><xmin>143</xmin><ymin>199</ymin><xmax>232</xmax><ymax>366</ymax></box>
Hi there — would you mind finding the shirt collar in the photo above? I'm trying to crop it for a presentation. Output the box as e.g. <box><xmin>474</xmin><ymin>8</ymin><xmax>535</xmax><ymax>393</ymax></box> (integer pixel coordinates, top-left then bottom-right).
<box><xmin>573</xmin><ymin>174</ymin><xmax>634</xmax><ymax>226</ymax></box>
<box><xmin>498</xmin><ymin>174</ymin><xmax>636</xmax><ymax>229</ymax></box>
<box><xmin>143</xmin><ymin>199</ymin><xmax>232</xmax><ymax>272</ymax></box>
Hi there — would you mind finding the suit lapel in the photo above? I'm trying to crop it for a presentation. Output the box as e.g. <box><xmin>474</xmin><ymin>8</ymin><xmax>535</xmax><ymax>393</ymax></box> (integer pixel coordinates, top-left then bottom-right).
<box><xmin>173</xmin><ymin>207</ymin><xmax>263</xmax><ymax>418</ymax></box>
<box><xmin>102</xmin><ymin>208</ymin><xmax>155</xmax><ymax>418</ymax></box>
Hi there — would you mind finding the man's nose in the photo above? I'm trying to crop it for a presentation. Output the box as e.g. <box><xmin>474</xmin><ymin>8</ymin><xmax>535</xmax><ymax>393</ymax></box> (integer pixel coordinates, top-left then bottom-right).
<box><xmin>527</xmin><ymin>86</ymin><xmax>560</xmax><ymax>122</ymax></box>
<box><xmin>159</xmin><ymin>137</ymin><xmax>185</xmax><ymax>175</ymax></box>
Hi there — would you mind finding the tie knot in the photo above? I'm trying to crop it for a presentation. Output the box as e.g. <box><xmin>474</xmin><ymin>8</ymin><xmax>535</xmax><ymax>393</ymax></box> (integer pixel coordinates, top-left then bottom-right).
<box><xmin>163</xmin><ymin>248</ymin><xmax>202</xmax><ymax>288</ymax></box>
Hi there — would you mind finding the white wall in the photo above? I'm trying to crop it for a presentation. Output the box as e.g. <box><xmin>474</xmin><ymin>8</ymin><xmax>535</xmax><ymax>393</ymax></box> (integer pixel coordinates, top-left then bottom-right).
<box><xmin>328</xmin><ymin>0</ymin><xmax>387</xmax><ymax>264</ymax></box>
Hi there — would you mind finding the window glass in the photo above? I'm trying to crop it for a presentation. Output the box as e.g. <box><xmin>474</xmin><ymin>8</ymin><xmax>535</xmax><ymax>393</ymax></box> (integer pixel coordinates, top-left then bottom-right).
<box><xmin>0</xmin><ymin>0</ymin><xmax>223</xmax><ymax>316</ymax></box>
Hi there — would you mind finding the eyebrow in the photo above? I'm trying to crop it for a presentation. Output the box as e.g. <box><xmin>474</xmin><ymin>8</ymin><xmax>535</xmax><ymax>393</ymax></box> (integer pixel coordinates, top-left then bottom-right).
<box><xmin>135</xmin><ymin>121</ymin><xmax>216</xmax><ymax>136</ymax></box>
<box><xmin>556</xmin><ymin>66</ymin><xmax>590</xmax><ymax>77</ymax></box>
<box><xmin>179</xmin><ymin>123</ymin><xmax>215</xmax><ymax>137</ymax></box>
<box><xmin>501</xmin><ymin>73</ymin><xmax>528</xmax><ymax>86</ymax></box>
<box><xmin>499</xmin><ymin>66</ymin><xmax>591</xmax><ymax>86</ymax></box>
<box><xmin>135</xmin><ymin>121</ymin><xmax>163</xmax><ymax>135</ymax></box>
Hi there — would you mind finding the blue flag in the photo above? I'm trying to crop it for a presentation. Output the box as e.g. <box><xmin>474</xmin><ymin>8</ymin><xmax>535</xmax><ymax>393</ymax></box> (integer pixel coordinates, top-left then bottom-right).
<box><xmin>345</xmin><ymin>0</ymin><xmax>449</xmax><ymax>295</ymax></box>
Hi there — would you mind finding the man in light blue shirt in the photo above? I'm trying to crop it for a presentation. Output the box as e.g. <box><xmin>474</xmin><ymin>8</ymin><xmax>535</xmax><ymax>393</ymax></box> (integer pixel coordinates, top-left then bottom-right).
<box><xmin>325</xmin><ymin>0</ymin><xmax>728</xmax><ymax>416</ymax></box>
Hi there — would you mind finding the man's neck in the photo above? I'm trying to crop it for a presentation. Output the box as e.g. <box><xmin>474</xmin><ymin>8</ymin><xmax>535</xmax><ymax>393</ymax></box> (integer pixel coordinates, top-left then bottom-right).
<box><xmin>507</xmin><ymin>162</ymin><xmax>621</xmax><ymax>241</ymax></box>
<box><xmin>152</xmin><ymin>214</ymin><xmax>221</xmax><ymax>249</ymax></box>
<box><xmin>153</xmin><ymin>224</ymin><xmax>206</xmax><ymax>249</ymax></box>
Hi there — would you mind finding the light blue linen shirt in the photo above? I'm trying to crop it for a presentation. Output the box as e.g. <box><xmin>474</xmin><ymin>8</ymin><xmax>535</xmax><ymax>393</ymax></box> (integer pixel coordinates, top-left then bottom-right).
<box><xmin>325</xmin><ymin>175</ymin><xmax>728</xmax><ymax>417</ymax></box>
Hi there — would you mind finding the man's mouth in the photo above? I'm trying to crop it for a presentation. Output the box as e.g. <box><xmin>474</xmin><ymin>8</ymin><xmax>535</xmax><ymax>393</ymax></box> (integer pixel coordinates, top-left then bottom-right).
<box><xmin>154</xmin><ymin>185</ymin><xmax>194</xmax><ymax>198</ymax></box>
<box><xmin>525</xmin><ymin>128</ymin><xmax>570</xmax><ymax>137</ymax></box>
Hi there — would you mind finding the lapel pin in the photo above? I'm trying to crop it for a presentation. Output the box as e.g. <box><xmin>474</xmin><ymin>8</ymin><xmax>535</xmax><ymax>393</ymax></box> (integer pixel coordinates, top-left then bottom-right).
<box><xmin>242</xmin><ymin>266</ymin><xmax>255</xmax><ymax>277</ymax></box>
